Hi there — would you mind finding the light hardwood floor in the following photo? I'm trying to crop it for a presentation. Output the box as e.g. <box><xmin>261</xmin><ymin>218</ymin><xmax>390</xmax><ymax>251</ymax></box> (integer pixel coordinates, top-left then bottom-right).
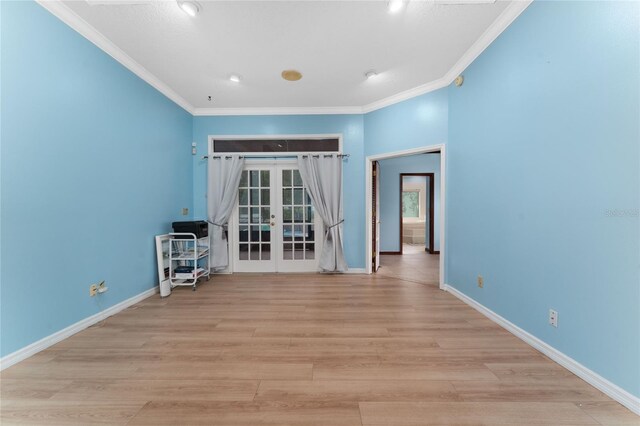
<box><xmin>377</xmin><ymin>244</ymin><xmax>439</xmax><ymax>284</ymax></box>
<box><xmin>1</xmin><ymin>267</ymin><xmax>637</xmax><ymax>425</ymax></box>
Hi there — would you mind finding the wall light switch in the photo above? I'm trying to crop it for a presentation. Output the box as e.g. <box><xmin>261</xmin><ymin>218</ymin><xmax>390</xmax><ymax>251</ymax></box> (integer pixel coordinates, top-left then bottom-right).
<box><xmin>182</xmin><ymin>208</ymin><xmax>189</xmax><ymax>216</ymax></box>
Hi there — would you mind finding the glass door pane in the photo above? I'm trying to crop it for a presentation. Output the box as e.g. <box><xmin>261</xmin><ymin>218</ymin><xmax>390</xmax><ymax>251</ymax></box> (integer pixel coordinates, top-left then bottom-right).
<box><xmin>280</xmin><ymin>168</ymin><xmax>316</xmax><ymax>264</ymax></box>
<box><xmin>234</xmin><ymin>167</ymin><xmax>275</xmax><ymax>272</ymax></box>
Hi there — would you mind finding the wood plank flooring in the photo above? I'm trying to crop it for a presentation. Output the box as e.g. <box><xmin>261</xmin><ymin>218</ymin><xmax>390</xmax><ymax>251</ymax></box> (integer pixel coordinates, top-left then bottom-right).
<box><xmin>376</xmin><ymin>244</ymin><xmax>439</xmax><ymax>284</ymax></box>
<box><xmin>1</xmin><ymin>268</ymin><xmax>637</xmax><ymax>425</ymax></box>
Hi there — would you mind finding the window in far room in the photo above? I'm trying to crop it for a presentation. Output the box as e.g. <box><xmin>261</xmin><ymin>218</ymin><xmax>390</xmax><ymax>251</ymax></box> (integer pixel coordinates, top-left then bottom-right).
<box><xmin>402</xmin><ymin>190</ymin><xmax>420</xmax><ymax>218</ymax></box>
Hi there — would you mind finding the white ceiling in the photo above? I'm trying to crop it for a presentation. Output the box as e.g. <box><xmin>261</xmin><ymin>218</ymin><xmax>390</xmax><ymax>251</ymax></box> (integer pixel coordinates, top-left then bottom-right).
<box><xmin>50</xmin><ymin>0</ymin><xmax>529</xmax><ymax>114</ymax></box>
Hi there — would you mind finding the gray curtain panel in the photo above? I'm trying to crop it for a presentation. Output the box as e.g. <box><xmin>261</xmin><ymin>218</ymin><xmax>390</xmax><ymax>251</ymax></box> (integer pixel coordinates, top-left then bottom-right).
<box><xmin>297</xmin><ymin>154</ymin><xmax>348</xmax><ymax>272</ymax></box>
<box><xmin>207</xmin><ymin>155</ymin><xmax>245</xmax><ymax>271</ymax></box>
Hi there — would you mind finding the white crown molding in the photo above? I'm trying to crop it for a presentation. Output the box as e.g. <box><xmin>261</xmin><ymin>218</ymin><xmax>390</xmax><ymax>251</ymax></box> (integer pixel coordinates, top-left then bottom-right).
<box><xmin>35</xmin><ymin>0</ymin><xmax>195</xmax><ymax>114</ymax></box>
<box><xmin>36</xmin><ymin>0</ymin><xmax>531</xmax><ymax>117</ymax></box>
<box><xmin>444</xmin><ymin>284</ymin><xmax>640</xmax><ymax>416</ymax></box>
<box><xmin>193</xmin><ymin>106</ymin><xmax>364</xmax><ymax>116</ymax></box>
<box><xmin>0</xmin><ymin>286</ymin><xmax>158</xmax><ymax>371</ymax></box>
<box><xmin>441</xmin><ymin>0</ymin><xmax>533</xmax><ymax>84</ymax></box>
<box><xmin>195</xmin><ymin>1</ymin><xmax>532</xmax><ymax>116</ymax></box>
<box><xmin>361</xmin><ymin>0</ymin><xmax>532</xmax><ymax>114</ymax></box>
<box><xmin>361</xmin><ymin>77</ymin><xmax>450</xmax><ymax>114</ymax></box>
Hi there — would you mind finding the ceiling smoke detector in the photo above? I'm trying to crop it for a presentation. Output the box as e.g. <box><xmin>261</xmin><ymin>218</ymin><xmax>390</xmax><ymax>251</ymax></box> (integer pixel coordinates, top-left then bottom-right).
<box><xmin>365</xmin><ymin>70</ymin><xmax>378</xmax><ymax>80</ymax></box>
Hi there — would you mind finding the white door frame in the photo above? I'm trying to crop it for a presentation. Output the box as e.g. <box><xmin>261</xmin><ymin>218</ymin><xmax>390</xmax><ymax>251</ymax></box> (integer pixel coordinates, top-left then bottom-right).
<box><xmin>365</xmin><ymin>144</ymin><xmax>446</xmax><ymax>290</ymax></box>
<box><xmin>207</xmin><ymin>133</ymin><xmax>342</xmax><ymax>274</ymax></box>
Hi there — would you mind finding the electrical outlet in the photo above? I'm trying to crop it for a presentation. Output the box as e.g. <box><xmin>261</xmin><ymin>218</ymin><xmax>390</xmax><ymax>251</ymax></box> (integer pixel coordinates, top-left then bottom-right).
<box><xmin>182</xmin><ymin>207</ymin><xmax>189</xmax><ymax>216</ymax></box>
<box><xmin>477</xmin><ymin>275</ymin><xmax>484</xmax><ymax>288</ymax></box>
<box><xmin>549</xmin><ymin>309</ymin><xmax>558</xmax><ymax>328</ymax></box>
<box><xmin>89</xmin><ymin>284</ymin><xmax>98</xmax><ymax>297</ymax></box>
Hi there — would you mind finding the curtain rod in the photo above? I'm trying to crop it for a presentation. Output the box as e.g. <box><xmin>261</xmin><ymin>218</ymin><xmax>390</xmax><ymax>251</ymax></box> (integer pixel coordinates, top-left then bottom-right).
<box><xmin>202</xmin><ymin>153</ymin><xmax>350</xmax><ymax>160</ymax></box>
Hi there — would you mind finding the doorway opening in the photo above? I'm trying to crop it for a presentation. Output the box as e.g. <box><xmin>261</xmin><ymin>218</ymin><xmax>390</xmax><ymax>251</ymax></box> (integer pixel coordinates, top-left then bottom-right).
<box><xmin>366</xmin><ymin>145</ymin><xmax>445</xmax><ymax>289</ymax></box>
<box><xmin>400</xmin><ymin>173</ymin><xmax>436</xmax><ymax>255</ymax></box>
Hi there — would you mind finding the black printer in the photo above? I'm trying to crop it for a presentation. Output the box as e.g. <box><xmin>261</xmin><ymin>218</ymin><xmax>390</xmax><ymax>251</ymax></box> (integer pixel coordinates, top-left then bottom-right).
<box><xmin>172</xmin><ymin>221</ymin><xmax>208</xmax><ymax>239</ymax></box>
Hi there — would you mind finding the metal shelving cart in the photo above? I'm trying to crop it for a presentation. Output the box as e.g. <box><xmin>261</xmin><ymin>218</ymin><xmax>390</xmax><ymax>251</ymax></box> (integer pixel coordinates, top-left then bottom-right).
<box><xmin>169</xmin><ymin>232</ymin><xmax>210</xmax><ymax>291</ymax></box>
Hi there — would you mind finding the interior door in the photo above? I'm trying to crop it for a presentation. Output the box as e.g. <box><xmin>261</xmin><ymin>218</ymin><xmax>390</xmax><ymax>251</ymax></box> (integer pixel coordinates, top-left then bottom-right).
<box><xmin>275</xmin><ymin>165</ymin><xmax>322</xmax><ymax>272</ymax></box>
<box><xmin>232</xmin><ymin>166</ymin><xmax>277</xmax><ymax>272</ymax></box>
<box><xmin>231</xmin><ymin>162</ymin><xmax>321</xmax><ymax>273</ymax></box>
<box><xmin>373</xmin><ymin>161</ymin><xmax>381</xmax><ymax>272</ymax></box>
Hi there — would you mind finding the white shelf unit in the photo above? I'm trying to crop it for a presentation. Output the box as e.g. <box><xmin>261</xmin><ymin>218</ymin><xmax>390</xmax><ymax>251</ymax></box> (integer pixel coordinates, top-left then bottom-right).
<box><xmin>169</xmin><ymin>233</ymin><xmax>210</xmax><ymax>291</ymax></box>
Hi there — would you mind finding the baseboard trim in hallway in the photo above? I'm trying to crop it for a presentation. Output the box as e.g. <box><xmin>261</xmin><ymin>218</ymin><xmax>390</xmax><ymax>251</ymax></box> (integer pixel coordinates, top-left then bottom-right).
<box><xmin>0</xmin><ymin>286</ymin><xmax>158</xmax><ymax>371</ymax></box>
<box><xmin>444</xmin><ymin>284</ymin><xmax>640</xmax><ymax>416</ymax></box>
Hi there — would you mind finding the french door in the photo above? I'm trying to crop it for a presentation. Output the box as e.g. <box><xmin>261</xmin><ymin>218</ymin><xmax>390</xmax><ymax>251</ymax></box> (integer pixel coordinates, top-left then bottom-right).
<box><xmin>231</xmin><ymin>162</ymin><xmax>322</xmax><ymax>273</ymax></box>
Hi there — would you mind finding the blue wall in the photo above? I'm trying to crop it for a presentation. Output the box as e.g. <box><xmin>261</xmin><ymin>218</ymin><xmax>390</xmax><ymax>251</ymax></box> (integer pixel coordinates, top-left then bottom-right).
<box><xmin>378</xmin><ymin>154</ymin><xmax>441</xmax><ymax>252</ymax></box>
<box><xmin>447</xmin><ymin>0</ymin><xmax>639</xmax><ymax>397</ymax></box>
<box><xmin>0</xmin><ymin>1</ymin><xmax>193</xmax><ymax>357</ymax></box>
<box><xmin>191</xmin><ymin>87</ymin><xmax>449</xmax><ymax>270</ymax></box>
<box><xmin>192</xmin><ymin>115</ymin><xmax>365</xmax><ymax>268</ymax></box>
<box><xmin>2</xmin><ymin>0</ymin><xmax>638</xmax><ymax>402</ymax></box>
<box><xmin>363</xmin><ymin>88</ymin><xmax>448</xmax><ymax>157</ymax></box>
<box><xmin>363</xmin><ymin>87</ymin><xmax>448</xmax><ymax>278</ymax></box>
<box><xmin>191</xmin><ymin>88</ymin><xmax>449</xmax><ymax>270</ymax></box>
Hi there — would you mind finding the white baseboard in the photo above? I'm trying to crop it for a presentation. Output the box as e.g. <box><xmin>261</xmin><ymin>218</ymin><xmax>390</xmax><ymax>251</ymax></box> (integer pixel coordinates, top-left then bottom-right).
<box><xmin>444</xmin><ymin>284</ymin><xmax>640</xmax><ymax>416</ymax></box>
<box><xmin>344</xmin><ymin>268</ymin><xmax>367</xmax><ymax>274</ymax></box>
<box><xmin>0</xmin><ymin>286</ymin><xmax>158</xmax><ymax>371</ymax></box>
<box><xmin>213</xmin><ymin>269</ymin><xmax>365</xmax><ymax>275</ymax></box>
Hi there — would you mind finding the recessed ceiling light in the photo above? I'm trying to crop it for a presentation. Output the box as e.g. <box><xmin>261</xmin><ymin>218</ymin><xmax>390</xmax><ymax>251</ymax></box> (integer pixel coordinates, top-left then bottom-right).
<box><xmin>388</xmin><ymin>0</ymin><xmax>405</xmax><ymax>13</ymax></box>
<box><xmin>281</xmin><ymin>70</ymin><xmax>303</xmax><ymax>81</ymax></box>
<box><xmin>365</xmin><ymin>70</ymin><xmax>378</xmax><ymax>80</ymax></box>
<box><xmin>177</xmin><ymin>1</ymin><xmax>200</xmax><ymax>17</ymax></box>
<box><xmin>229</xmin><ymin>74</ymin><xmax>241</xmax><ymax>83</ymax></box>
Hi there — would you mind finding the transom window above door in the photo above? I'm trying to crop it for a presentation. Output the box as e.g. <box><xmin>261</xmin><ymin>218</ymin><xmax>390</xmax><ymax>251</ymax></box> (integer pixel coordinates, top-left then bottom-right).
<box><xmin>211</xmin><ymin>136</ymin><xmax>340</xmax><ymax>154</ymax></box>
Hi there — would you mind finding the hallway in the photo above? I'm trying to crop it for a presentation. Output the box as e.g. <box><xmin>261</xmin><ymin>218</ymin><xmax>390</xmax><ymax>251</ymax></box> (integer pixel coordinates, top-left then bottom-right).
<box><xmin>378</xmin><ymin>244</ymin><xmax>439</xmax><ymax>285</ymax></box>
